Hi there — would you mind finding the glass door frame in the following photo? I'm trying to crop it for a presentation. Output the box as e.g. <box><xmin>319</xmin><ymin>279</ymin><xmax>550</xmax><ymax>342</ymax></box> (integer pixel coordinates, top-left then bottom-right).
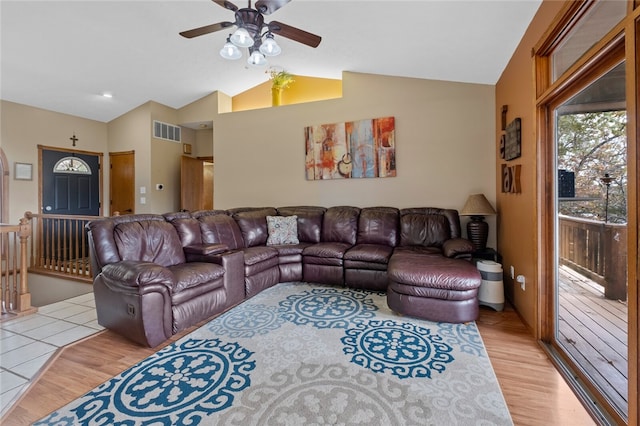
<box><xmin>544</xmin><ymin>50</ymin><xmax>627</xmax><ymax>424</ymax></box>
<box><xmin>534</xmin><ymin>3</ymin><xmax>639</xmax><ymax>424</ymax></box>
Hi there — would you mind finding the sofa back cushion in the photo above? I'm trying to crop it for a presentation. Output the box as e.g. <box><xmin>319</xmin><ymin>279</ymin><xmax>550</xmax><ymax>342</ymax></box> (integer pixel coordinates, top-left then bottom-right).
<box><xmin>399</xmin><ymin>208</ymin><xmax>461</xmax><ymax>248</ymax></box>
<box><xmin>357</xmin><ymin>207</ymin><xmax>399</xmax><ymax>246</ymax></box>
<box><xmin>321</xmin><ymin>206</ymin><xmax>360</xmax><ymax>245</ymax></box>
<box><xmin>87</xmin><ymin>214</ymin><xmax>186</xmax><ymax>269</ymax></box>
<box><xmin>164</xmin><ymin>212</ymin><xmax>202</xmax><ymax>247</ymax></box>
<box><xmin>196</xmin><ymin>213</ymin><xmax>244</xmax><ymax>250</ymax></box>
<box><xmin>232</xmin><ymin>207</ymin><xmax>277</xmax><ymax>247</ymax></box>
<box><xmin>277</xmin><ymin>206</ymin><xmax>326</xmax><ymax>243</ymax></box>
<box><xmin>114</xmin><ymin>219</ymin><xmax>186</xmax><ymax>267</ymax></box>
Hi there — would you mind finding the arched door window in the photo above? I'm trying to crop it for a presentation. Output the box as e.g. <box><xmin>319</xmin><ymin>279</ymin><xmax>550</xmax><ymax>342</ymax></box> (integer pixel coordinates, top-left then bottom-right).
<box><xmin>53</xmin><ymin>157</ymin><xmax>92</xmax><ymax>174</ymax></box>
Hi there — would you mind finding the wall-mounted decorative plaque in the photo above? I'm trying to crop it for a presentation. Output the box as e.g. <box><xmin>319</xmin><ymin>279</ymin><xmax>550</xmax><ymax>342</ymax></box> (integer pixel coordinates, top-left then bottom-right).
<box><xmin>504</xmin><ymin>118</ymin><xmax>521</xmax><ymax>161</ymax></box>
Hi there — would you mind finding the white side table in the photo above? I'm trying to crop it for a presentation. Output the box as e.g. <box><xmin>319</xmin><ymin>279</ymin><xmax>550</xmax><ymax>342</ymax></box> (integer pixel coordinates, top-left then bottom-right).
<box><xmin>475</xmin><ymin>260</ymin><xmax>505</xmax><ymax>311</ymax></box>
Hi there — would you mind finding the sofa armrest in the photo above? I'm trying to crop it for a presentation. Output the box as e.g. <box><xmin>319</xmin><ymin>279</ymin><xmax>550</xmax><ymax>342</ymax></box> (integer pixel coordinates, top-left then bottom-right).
<box><xmin>442</xmin><ymin>238</ymin><xmax>474</xmax><ymax>258</ymax></box>
<box><xmin>101</xmin><ymin>260</ymin><xmax>174</xmax><ymax>293</ymax></box>
<box><xmin>205</xmin><ymin>250</ymin><xmax>246</xmax><ymax>307</ymax></box>
<box><xmin>184</xmin><ymin>243</ymin><xmax>229</xmax><ymax>258</ymax></box>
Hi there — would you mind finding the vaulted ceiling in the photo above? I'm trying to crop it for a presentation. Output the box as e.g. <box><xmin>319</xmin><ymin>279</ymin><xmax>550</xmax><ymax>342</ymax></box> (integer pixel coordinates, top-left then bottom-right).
<box><xmin>1</xmin><ymin>0</ymin><xmax>541</xmax><ymax>122</ymax></box>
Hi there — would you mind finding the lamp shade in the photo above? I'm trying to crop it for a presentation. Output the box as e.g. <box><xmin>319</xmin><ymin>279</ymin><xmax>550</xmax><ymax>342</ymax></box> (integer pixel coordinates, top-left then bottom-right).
<box><xmin>460</xmin><ymin>194</ymin><xmax>496</xmax><ymax>216</ymax></box>
<box><xmin>220</xmin><ymin>40</ymin><xmax>242</xmax><ymax>60</ymax></box>
<box><xmin>247</xmin><ymin>49</ymin><xmax>267</xmax><ymax>66</ymax></box>
<box><xmin>259</xmin><ymin>34</ymin><xmax>281</xmax><ymax>56</ymax></box>
<box><xmin>230</xmin><ymin>27</ymin><xmax>254</xmax><ymax>48</ymax></box>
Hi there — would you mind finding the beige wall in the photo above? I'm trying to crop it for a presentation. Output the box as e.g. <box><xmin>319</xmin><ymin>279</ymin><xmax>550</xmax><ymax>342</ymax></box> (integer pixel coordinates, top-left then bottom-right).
<box><xmin>195</xmin><ymin>128</ymin><xmax>213</xmax><ymax>158</ymax></box>
<box><xmin>495</xmin><ymin>1</ymin><xmax>564</xmax><ymax>330</ymax></box>
<box><xmin>150</xmin><ymin>102</ymin><xmax>182</xmax><ymax>214</ymax></box>
<box><xmin>1</xmin><ymin>71</ymin><xmax>498</xmax><ymax>301</ymax></box>
<box><xmin>108</xmin><ymin>101</ymin><xmax>189</xmax><ymax>214</ymax></box>
<box><xmin>180</xmin><ymin>71</ymin><xmax>497</xmax><ymax>247</ymax></box>
<box><xmin>108</xmin><ymin>102</ymin><xmax>152</xmax><ymax>213</ymax></box>
<box><xmin>0</xmin><ymin>100</ymin><xmax>108</xmax><ymax>223</ymax></box>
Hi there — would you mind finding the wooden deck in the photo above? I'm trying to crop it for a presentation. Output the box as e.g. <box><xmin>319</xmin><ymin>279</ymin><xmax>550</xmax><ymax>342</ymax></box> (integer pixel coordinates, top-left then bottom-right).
<box><xmin>558</xmin><ymin>264</ymin><xmax>628</xmax><ymax>415</ymax></box>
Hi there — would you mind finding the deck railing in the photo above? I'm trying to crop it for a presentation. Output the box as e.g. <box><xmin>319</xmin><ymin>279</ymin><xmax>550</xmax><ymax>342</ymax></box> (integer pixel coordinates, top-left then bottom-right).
<box><xmin>24</xmin><ymin>212</ymin><xmax>97</xmax><ymax>282</ymax></box>
<box><xmin>0</xmin><ymin>214</ymin><xmax>35</xmax><ymax>315</ymax></box>
<box><xmin>558</xmin><ymin>215</ymin><xmax>627</xmax><ymax>300</ymax></box>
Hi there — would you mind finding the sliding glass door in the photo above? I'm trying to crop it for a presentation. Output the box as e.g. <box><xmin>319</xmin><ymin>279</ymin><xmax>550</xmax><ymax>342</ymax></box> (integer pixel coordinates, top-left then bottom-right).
<box><xmin>552</xmin><ymin>60</ymin><xmax>628</xmax><ymax>420</ymax></box>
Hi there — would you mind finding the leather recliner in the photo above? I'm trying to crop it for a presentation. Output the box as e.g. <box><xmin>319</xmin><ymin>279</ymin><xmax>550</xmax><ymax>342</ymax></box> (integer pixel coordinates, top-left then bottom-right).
<box><xmin>87</xmin><ymin>214</ymin><xmax>244</xmax><ymax>347</ymax></box>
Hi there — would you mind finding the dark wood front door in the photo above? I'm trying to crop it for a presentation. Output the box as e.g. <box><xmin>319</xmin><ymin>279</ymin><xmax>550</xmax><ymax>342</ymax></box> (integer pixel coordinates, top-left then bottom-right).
<box><xmin>39</xmin><ymin>146</ymin><xmax>102</xmax><ymax>262</ymax></box>
<box><xmin>41</xmin><ymin>148</ymin><xmax>100</xmax><ymax>216</ymax></box>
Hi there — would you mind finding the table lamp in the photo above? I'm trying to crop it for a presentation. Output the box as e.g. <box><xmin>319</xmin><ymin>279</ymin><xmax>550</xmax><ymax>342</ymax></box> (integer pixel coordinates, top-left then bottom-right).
<box><xmin>461</xmin><ymin>194</ymin><xmax>496</xmax><ymax>251</ymax></box>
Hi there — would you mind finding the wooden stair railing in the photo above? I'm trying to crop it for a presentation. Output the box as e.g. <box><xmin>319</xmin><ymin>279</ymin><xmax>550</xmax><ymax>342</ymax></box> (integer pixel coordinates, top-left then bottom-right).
<box><xmin>0</xmin><ymin>214</ymin><xmax>35</xmax><ymax>316</ymax></box>
<box><xmin>25</xmin><ymin>212</ymin><xmax>98</xmax><ymax>283</ymax></box>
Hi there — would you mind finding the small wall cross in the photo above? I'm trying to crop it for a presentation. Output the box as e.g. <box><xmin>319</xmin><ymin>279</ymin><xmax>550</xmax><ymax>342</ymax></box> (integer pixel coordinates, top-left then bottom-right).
<box><xmin>70</xmin><ymin>133</ymin><xmax>78</xmax><ymax>147</ymax></box>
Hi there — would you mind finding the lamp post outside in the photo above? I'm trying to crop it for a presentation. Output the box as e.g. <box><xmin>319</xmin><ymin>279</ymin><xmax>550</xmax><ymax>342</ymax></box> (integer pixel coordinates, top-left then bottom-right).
<box><xmin>600</xmin><ymin>173</ymin><xmax>614</xmax><ymax>223</ymax></box>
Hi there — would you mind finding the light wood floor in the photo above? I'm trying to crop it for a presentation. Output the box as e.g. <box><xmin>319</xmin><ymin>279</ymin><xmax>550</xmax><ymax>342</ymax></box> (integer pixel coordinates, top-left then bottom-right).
<box><xmin>2</xmin><ymin>303</ymin><xmax>596</xmax><ymax>426</ymax></box>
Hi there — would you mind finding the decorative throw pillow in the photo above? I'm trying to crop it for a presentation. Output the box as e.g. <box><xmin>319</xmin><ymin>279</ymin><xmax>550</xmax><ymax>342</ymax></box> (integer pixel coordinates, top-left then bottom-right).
<box><xmin>266</xmin><ymin>215</ymin><xmax>299</xmax><ymax>245</ymax></box>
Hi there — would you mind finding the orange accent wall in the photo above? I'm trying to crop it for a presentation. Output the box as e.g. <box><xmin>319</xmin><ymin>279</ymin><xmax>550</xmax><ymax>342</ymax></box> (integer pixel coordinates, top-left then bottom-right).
<box><xmin>232</xmin><ymin>75</ymin><xmax>342</xmax><ymax>111</ymax></box>
<box><xmin>495</xmin><ymin>0</ymin><xmax>564</xmax><ymax>332</ymax></box>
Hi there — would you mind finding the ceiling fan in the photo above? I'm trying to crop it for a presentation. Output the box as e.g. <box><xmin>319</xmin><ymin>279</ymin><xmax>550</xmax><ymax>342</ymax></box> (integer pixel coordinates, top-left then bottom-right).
<box><xmin>180</xmin><ymin>0</ymin><xmax>321</xmax><ymax>66</ymax></box>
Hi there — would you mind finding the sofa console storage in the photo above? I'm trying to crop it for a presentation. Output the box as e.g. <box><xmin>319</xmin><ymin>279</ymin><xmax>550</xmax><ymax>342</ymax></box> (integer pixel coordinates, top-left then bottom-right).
<box><xmin>87</xmin><ymin>205</ymin><xmax>482</xmax><ymax>347</ymax></box>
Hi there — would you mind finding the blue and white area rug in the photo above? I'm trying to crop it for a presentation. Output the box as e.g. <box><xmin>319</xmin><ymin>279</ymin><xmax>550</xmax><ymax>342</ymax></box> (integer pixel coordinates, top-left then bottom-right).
<box><xmin>36</xmin><ymin>283</ymin><xmax>512</xmax><ymax>425</ymax></box>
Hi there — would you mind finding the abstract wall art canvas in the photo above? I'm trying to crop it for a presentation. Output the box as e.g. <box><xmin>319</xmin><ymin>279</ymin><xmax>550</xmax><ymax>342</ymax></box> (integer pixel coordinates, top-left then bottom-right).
<box><xmin>305</xmin><ymin>116</ymin><xmax>396</xmax><ymax>180</ymax></box>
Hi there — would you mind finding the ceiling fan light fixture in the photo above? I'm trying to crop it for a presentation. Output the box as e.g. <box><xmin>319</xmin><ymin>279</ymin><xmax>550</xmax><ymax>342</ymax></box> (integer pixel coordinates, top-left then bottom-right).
<box><xmin>247</xmin><ymin>49</ymin><xmax>267</xmax><ymax>67</ymax></box>
<box><xmin>259</xmin><ymin>33</ymin><xmax>281</xmax><ymax>56</ymax></box>
<box><xmin>230</xmin><ymin>27</ymin><xmax>254</xmax><ymax>48</ymax></box>
<box><xmin>220</xmin><ymin>39</ymin><xmax>242</xmax><ymax>60</ymax></box>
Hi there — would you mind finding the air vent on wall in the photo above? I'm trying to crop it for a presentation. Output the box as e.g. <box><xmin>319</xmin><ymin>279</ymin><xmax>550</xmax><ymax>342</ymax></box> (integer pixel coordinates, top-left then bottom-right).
<box><xmin>153</xmin><ymin>120</ymin><xmax>181</xmax><ymax>143</ymax></box>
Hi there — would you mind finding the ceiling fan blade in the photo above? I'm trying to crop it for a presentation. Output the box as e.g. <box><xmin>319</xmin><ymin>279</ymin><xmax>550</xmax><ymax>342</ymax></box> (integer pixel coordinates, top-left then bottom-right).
<box><xmin>255</xmin><ymin>0</ymin><xmax>291</xmax><ymax>15</ymax></box>
<box><xmin>268</xmin><ymin>21</ymin><xmax>321</xmax><ymax>48</ymax></box>
<box><xmin>179</xmin><ymin>21</ymin><xmax>234</xmax><ymax>39</ymax></box>
<box><xmin>212</xmin><ymin>0</ymin><xmax>238</xmax><ymax>12</ymax></box>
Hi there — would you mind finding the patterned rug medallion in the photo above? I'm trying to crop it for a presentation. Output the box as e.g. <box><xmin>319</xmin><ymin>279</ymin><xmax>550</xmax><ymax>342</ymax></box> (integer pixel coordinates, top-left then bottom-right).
<box><xmin>35</xmin><ymin>283</ymin><xmax>512</xmax><ymax>425</ymax></box>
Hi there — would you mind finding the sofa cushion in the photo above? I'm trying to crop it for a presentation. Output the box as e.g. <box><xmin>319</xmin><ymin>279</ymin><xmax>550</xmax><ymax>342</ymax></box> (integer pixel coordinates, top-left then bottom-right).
<box><xmin>344</xmin><ymin>244</ymin><xmax>394</xmax><ymax>264</ymax></box>
<box><xmin>393</xmin><ymin>246</ymin><xmax>443</xmax><ymax>256</ymax></box>
<box><xmin>169</xmin><ymin>262</ymin><xmax>225</xmax><ymax>293</ymax></box>
<box><xmin>388</xmin><ymin>254</ymin><xmax>480</xmax><ymax>291</ymax></box>
<box><xmin>242</xmin><ymin>246</ymin><xmax>279</xmax><ymax>267</ymax></box>
<box><xmin>198</xmin><ymin>214</ymin><xmax>244</xmax><ymax>250</ymax></box>
<box><xmin>399</xmin><ymin>213</ymin><xmax>451</xmax><ymax>248</ymax></box>
<box><xmin>165</xmin><ymin>216</ymin><xmax>202</xmax><ymax>247</ymax></box>
<box><xmin>277</xmin><ymin>206</ymin><xmax>325</xmax><ymax>243</ymax></box>
<box><xmin>321</xmin><ymin>206</ymin><xmax>360</xmax><ymax>245</ymax></box>
<box><xmin>303</xmin><ymin>242</ymin><xmax>352</xmax><ymax>259</ymax></box>
<box><xmin>233</xmin><ymin>208</ymin><xmax>278</xmax><ymax>247</ymax></box>
<box><xmin>357</xmin><ymin>207</ymin><xmax>399</xmax><ymax>246</ymax></box>
<box><xmin>114</xmin><ymin>220</ymin><xmax>185</xmax><ymax>267</ymax></box>
<box><xmin>266</xmin><ymin>215</ymin><xmax>299</xmax><ymax>245</ymax></box>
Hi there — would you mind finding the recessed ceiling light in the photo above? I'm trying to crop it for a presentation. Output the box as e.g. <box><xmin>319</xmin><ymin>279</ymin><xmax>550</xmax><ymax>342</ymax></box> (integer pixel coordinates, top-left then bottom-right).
<box><xmin>102</xmin><ymin>92</ymin><xmax>113</xmax><ymax>98</ymax></box>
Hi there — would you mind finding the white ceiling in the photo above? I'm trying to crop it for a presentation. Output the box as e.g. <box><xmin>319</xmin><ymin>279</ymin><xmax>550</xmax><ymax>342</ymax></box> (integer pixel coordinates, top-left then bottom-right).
<box><xmin>0</xmin><ymin>0</ymin><xmax>541</xmax><ymax>123</ymax></box>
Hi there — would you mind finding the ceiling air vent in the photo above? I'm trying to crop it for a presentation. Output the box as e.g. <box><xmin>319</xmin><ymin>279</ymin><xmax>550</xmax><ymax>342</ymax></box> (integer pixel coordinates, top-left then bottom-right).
<box><xmin>153</xmin><ymin>120</ymin><xmax>181</xmax><ymax>143</ymax></box>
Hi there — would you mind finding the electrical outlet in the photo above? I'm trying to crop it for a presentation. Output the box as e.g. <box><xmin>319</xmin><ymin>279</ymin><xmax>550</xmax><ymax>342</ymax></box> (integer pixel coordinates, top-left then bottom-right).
<box><xmin>510</xmin><ymin>265</ymin><xmax>515</xmax><ymax>280</ymax></box>
<box><xmin>516</xmin><ymin>274</ymin><xmax>525</xmax><ymax>291</ymax></box>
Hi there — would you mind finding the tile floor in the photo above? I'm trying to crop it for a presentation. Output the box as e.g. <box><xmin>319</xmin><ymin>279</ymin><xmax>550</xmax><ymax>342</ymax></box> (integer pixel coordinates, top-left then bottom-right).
<box><xmin>0</xmin><ymin>292</ymin><xmax>102</xmax><ymax>416</ymax></box>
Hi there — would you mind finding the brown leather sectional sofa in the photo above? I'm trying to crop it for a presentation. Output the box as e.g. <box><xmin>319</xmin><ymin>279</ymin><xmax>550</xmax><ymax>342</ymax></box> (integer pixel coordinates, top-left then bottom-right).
<box><xmin>87</xmin><ymin>206</ymin><xmax>482</xmax><ymax>347</ymax></box>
